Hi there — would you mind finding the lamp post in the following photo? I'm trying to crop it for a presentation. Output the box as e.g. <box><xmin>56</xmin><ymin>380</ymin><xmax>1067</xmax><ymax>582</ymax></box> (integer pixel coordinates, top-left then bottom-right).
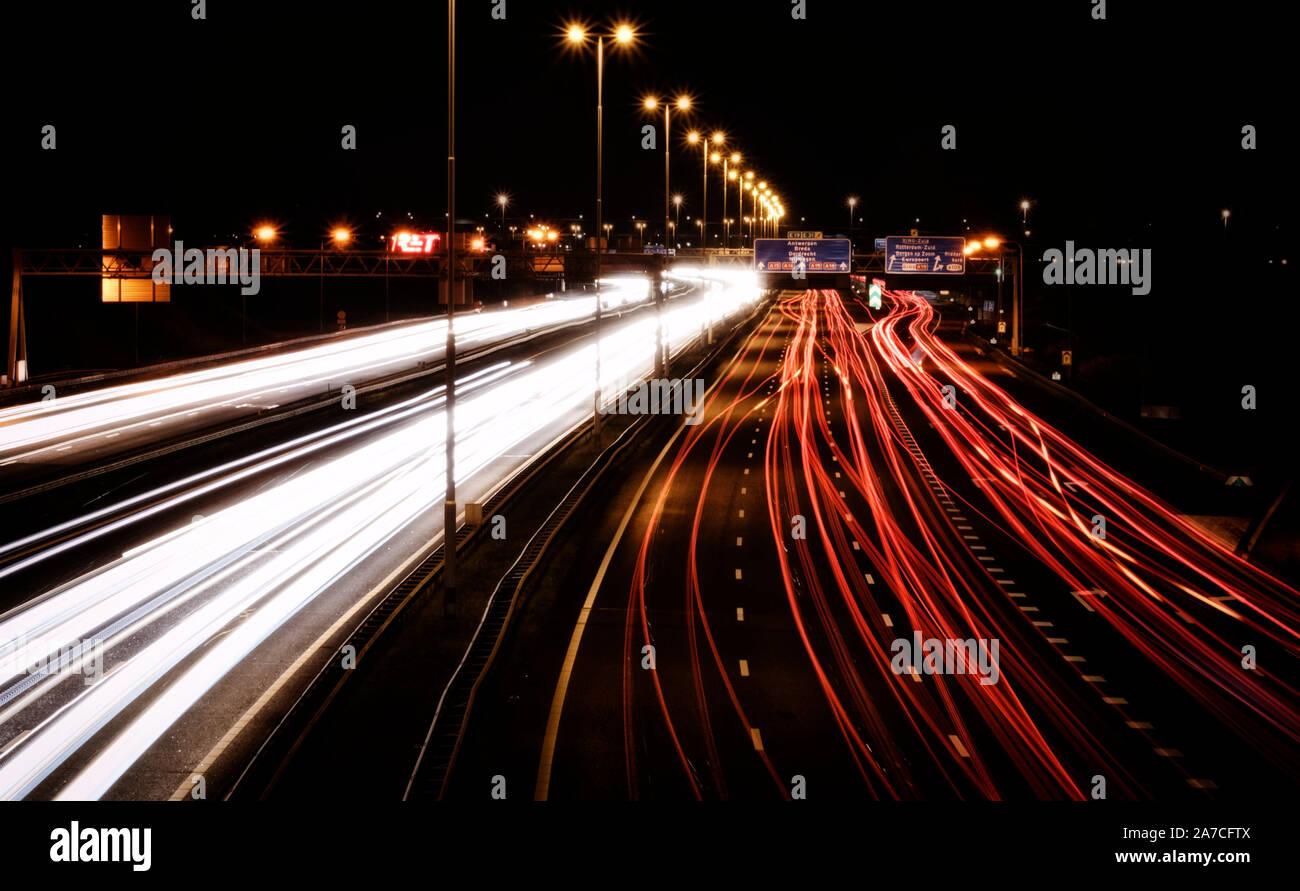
<box><xmin>967</xmin><ymin>236</ymin><xmax>1025</xmax><ymax>356</ymax></box>
<box><xmin>847</xmin><ymin>196</ymin><xmax>857</xmax><ymax>238</ymax></box>
<box><xmin>722</xmin><ymin>151</ymin><xmax>739</xmax><ymax>248</ymax></box>
<box><xmin>319</xmin><ymin>227</ymin><xmax>351</xmax><ymax>334</ymax></box>
<box><xmin>497</xmin><ymin>193</ymin><xmax>509</xmax><ymax>234</ymax></box>
<box><xmin>636</xmin><ymin>220</ymin><xmax>646</xmax><ymax>250</ymax></box>
<box><xmin>445</xmin><ymin>0</ymin><xmax>458</xmax><ymax>597</ymax></box>
<box><xmin>644</xmin><ymin>95</ymin><xmax>691</xmax><ymax>251</ymax></box>
<box><xmin>566</xmin><ymin>19</ymin><xmax>638</xmax><ymax>438</ymax></box>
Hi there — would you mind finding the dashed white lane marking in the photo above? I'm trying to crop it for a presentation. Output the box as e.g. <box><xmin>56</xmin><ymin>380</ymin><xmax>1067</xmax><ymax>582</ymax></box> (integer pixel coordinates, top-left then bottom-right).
<box><xmin>744</xmin><ymin>468</ymin><xmax>749</xmax><ymax>475</ymax></box>
<box><xmin>949</xmin><ymin>735</ymin><xmax>971</xmax><ymax>758</ymax></box>
<box><xmin>741</xmin><ymin>487</ymin><xmax>747</xmax><ymax>494</ymax></box>
<box><xmin>864</xmin><ymin>573</ymin><xmax>874</xmax><ymax>584</ymax></box>
<box><xmin>881</xmin><ymin>613</ymin><xmax>893</xmax><ymax>627</ymax></box>
<box><xmin>852</xmin><ymin>541</ymin><xmax>859</xmax><ymax>550</ymax></box>
<box><xmin>736</xmin><ymin>607</ymin><xmax>745</xmax><ymax>621</ymax></box>
<box><xmin>739</xmin><ymin>659</ymin><xmax>750</xmax><ymax>677</ymax></box>
<box><xmin>736</xmin><ymin>537</ymin><xmax>743</xmax><ymax>546</ymax></box>
<box><xmin>738</xmin><ymin>509</ymin><xmax>745</xmax><ymax>518</ymax></box>
<box><xmin>750</xmin><ymin>728</ymin><xmax>764</xmax><ymax>751</ymax></box>
<box><xmin>735</xmin><ymin>569</ymin><xmax>743</xmax><ymax>580</ymax></box>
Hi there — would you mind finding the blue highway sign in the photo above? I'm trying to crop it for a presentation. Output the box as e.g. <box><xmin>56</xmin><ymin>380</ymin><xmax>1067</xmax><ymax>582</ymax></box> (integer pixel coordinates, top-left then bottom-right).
<box><xmin>754</xmin><ymin>238</ymin><xmax>852</xmax><ymax>274</ymax></box>
<box><xmin>885</xmin><ymin>236</ymin><xmax>966</xmax><ymax>275</ymax></box>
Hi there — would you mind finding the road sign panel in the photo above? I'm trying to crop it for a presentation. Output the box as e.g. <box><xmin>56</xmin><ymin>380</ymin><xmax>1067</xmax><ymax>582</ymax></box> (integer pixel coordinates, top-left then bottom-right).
<box><xmin>885</xmin><ymin>235</ymin><xmax>966</xmax><ymax>275</ymax></box>
<box><xmin>786</xmin><ymin>230</ymin><xmax>823</xmax><ymax>239</ymax></box>
<box><xmin>868</xmin><ymin>281</ymin><xmax>882</xmax><ymax>309</ymax></box>
<box><xmin>754</xmin><ymin>238</ymin><xmax>852</xmax><ymax>274</ymax></box>
<box><xmin>873</xmin><ymin>238</ymin><xmax>887</xmax><ymax>253</ymax></box>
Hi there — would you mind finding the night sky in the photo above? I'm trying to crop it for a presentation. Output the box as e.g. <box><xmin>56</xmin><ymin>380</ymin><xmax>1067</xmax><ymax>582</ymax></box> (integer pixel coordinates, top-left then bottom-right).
<box><xmin>4</xmin><ymin>1</ymin><xmax>1296</xmax><ymax>465</ymax></box>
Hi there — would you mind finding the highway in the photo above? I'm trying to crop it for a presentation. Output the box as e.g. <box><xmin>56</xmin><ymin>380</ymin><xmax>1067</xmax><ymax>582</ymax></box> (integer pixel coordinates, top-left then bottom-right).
<box><xmin>447</xmin><ymin>287</ymin><xmax>1300</xmax><ymax>800</ymax></box>
<box><xmin>0</xmin><ymin>276</ymin><xmax>675</xmax><ymax>484</ymax></box>
<box><xmin>0</xmin><ymin>270</ymin><xmax>760</xmax><ymax>800</ymax></box>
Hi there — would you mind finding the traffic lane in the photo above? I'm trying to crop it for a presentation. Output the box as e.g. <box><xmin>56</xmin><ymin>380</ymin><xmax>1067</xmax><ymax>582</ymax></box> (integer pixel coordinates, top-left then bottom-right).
<box><xmin>82</xmin><ymin>287</ymin><xmax>760</xmax><ymax>801</ymax></box>
<box><xmin>3</xmin><ymin>293</ymin><xmax>727</xmax><ymax>801</ymax></box>
<box><xmin>0</xmin><ymin>285</ymin><xmax>682</xmax><ymax>479</ymax></box>
<box><xmin>543</xmin><ymin>299</ymin><xmax>870</xmax><ymax>799</ymax></box>
<box><xmin>861</xmin><ymin>296</ymin><xmax>1300</xmax><ymax>795</ymax></box>
<box><xmin>0</xmin><ymin>290</ymin><xmax>708</xmax><ymax>599</ymax></box>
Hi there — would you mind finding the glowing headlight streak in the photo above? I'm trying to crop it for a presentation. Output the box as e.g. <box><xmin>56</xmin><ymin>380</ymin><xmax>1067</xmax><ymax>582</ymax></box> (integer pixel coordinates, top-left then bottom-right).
<box><xmin>0</xmin><ymin>281</ymin><xmax>760</xmax><ymax>799</ymax></box>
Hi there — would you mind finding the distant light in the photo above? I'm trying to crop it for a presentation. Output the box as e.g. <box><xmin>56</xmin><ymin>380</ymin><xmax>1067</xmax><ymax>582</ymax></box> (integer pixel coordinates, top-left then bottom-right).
<box><xmin>332</xmin><ymin>227</ymin><xmax>352</xmax><ymax>245</ymax></box>
<box><xmin>255</xmin><ymin>225</ymin><xmax>276</xmax><ymax>242</ymax></box>
<box><xmin>643</xmin><ymin>96</ymin><xmax>658</xmax><ymax>110</ymax></box>
<box><xmin>614</xmin><ymin>24</ymin><xmax>635</xmax><ymax>44</ymax></box>
<box><xmin>566</xmin><ymin>24</ymin><xmax>586</xmax><ymax>43</ymax></box>
<box><xmin>676</xmin><ymin>96</ymin><xmax>692</xmax><ymax>111</ymax></box>
<box><xmin>983</xmin><ymin>236</ymin><xmax>1000</xmax><ymax>249</ymax></box>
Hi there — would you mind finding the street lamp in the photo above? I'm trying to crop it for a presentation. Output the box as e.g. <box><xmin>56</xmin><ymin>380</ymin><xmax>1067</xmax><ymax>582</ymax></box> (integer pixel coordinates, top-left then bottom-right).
<box><xmin>847</xmin><ymin>196</ymin><xmax>858</xmax><ymax>238</ymax></box>
<box><xmin>497</xmin><ymin>193</ymin><xmax>509</xmax><ymax>233</ymax></box>
<box><xmin>635</xmin><ymin>220</ymin><xmax>646</xmax><ymax>249</ymax></box>
<box><xmin>687</xmin><ymin>130</ymin><xmax>724</xmax><ymax>249</ymax></box>
<box><xmin>1222</xmin><ymin>208</ymin><xmax>1231</xmax><ymax>231</ymax></box>
<box><xmin>967</xmin><ymin>235</ymin><xmax>1025</xmax><ymax>356</ymax></box>
<box><xmin>1020</xmin><ymin>198</ymin><xmax>1031</xmax><ymax>227</ymax></box>
<box><xmin>564</xmin><ymin>18</ymin><xmax>640</xmax><ymax>436</ymax></box>
<box><xmin>720</xmin><ymin>151</ymin><xmax>740</xmax><ymax>248</ymax></box>
<box><xmin>643</xmin><ymin>94</ymin><xmax>691</xmax><ymax>250</ymax></box>
<box><xmin>672</xmin><ymin>194</ymin><xmax>684</xmax><ymax>245</ymax></box>
<box><xmin>320</xmin><ymin>226</ymin><xmax>352</xmax><ymax>334</ymax></box>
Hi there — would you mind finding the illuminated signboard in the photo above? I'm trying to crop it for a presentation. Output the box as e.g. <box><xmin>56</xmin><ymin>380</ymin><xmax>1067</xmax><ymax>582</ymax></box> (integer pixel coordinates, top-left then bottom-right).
<box><xmin>754</xmin><ymin>238</ymin><xmax>851</xmax><ymax>273</ymax></box>
<box><xmin>389</xmin><ymin>232</ymin><xmax>441</xmax><ymax>254</ymax></box>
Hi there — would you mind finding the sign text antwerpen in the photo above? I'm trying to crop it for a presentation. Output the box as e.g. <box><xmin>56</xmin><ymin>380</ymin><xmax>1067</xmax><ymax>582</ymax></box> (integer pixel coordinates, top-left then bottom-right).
<box><xmin>754</xmin><ymin>238</ymin><xmax>852</xmax><ymax>273</ymax></box>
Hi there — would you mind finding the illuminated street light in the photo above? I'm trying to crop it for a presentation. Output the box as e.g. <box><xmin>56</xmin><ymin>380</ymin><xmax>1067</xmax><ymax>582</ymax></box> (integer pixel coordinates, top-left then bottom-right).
<box><xmin>496</xmin><ymin>193</ymin><xmax>509</xmax><ymax>232</ymax></box>
<box><xmin>643</xmin><ymin>92</ymin><xmax>694</xmax><ymax>251</ymax></box>
<box><xmin>254</xmin><ymin>225</ymin><xmax>277</xmax><ymax>242</ymax></box>
<box><xmin>562</xmin><ymin>17</ymin><xmax>641</xmax><ymax>437</ymax></box>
